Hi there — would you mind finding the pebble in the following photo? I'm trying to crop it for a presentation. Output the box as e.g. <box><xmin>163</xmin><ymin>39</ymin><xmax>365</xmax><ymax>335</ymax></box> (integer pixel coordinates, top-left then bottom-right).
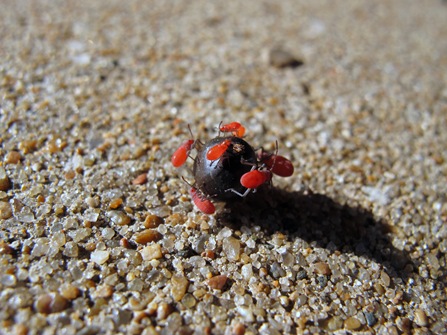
<box><xmin>4</xmin><ymin>150</ymin><xmax>21</xmax><ymax>164</ymax></box>
<box><xmin>0</xmin><ymin>167</ymin><xmax>11</xmax><ymax>191</ymax></box>
<box><xmin>109</xmin><ymin>198</ymin><xmax>123</xmax><ymax>209</ymax></box>
<box><xmin>102</xmin><ymin>227</ymin><xmax>115</xmax><ymax>240</ymax></box>
<box><xmin>129</xmin><ymin>295</ymin><xmax>152</xmax><ymax>311</ymax></box>
<box><xmin>268</xmin><ymin>47</ymin><xmax>304</xmax><ymax>68</ymax></box>
<box><xmin>327</xmin><ymin>316</ymin><xmax>343</xmax><ymax>331</ymax></box>
<box><xmin>85</xmin><ymin>196</ymin><xmax>100</xmax><ymax>208</ymax></box>
<box><xmin>181</xmin><ymin>294</ymin><xmax>196</xmax><ymax>308</ymax></box>
<box><xmin>34</xmin><ymin>293</ymin><xmax>68</xmax><ymax>314</ymax></box>
<box><xmin>270</xmin><ymin>262</ymin><xmax>286</xmax><ymax>278</ymax></box>
<box><xmin>232</xmin><ymin>323</ymin><xmax>245</xmax><ymax>335</ymax></box>
<box><xmin>165</xmin><ymin>212</ymin><xmax>186</xmax><ymax>226</ymax></box>
<box><xmin>140</xmin><ymin>243</ymin><xmax>163</xmax><ymax>261</ymax></box>
<box><xmin>397</xmin><ymin>317</ymin><xmax>411</xmax><ymax>333</ymax></box>
<box><xmin>134</xmin><ymin>229</ymin><xmax>162</xmax><ymax>244</ymax></box>
<box><xmin>207</xmin><ymin>275</ymin><xmax>228</xmax><ymax>290</ymax></box>
<box><xmin>64</xmin><ymin>170</ymin><xmax>76</xmax><ymax>180</ymax></box>
<box><xmin>314</xmin><ymin>262</ymin><xmax>331</xmax><ymax>275</ymax></box>
<box><xmin>120</xmin><ymin>238</ymin><xmax>130</xmax><ymax>248</ymax></box>
<box><xmin>19</xmin><ymin>139</ymin><xmax>37</xmax><ymax>154</ymax></box>
<box><xmin>157</xmin><ymin>302</ymin><xmax>173</xmax><ymax>320</ymax></box>
<box><xmin>223</xmin><ymin>237</ymin><xmax>240</xmax><ymax>261</ymax></box>
<box><xmin>426</xmin><ymin>253</ymin><xmax>440</xmax><ymax>271</ymax></box>
<box><xmin>365</xmin><ymin>312</ymin><xmax>377</xmax><ymax>326</ymax></box>
<box><xmin>94</xmin><ymin>284</ymin><xmax>114</xmax><ymax>298</ymax></box>
<box><xmin>59</xmin><ymin>284</ymin><xmax>81</xmax><ymax>300</ymax></box>
<box><xmin>132</xmin><ymin>173</ymin><xmax>147</xmax><ymax>185</ymax></box>
<box><xmin>344</xmin><ymin>316</ymin><xmax>362</xmax><ymax>330</ymax></box>
<box><xmin>0</xmin><ymin>201</ymin><xmax>13</xmax><ymax>219</ymax></box>
<box><xmin>380</xmin><ymin>271</ymin><xmax>391</xmax><ymax>287</ymax></box>
<box><xmin>296</xmin><ymin>270</ymin><xmax>308</xmax><ymax>280</ymax></box>
<box><xmin>0</xmin><ymin>241</ymin><xmax>13</xmax><ymax>254</ymax></box>
<box><xmin>91</xmin><ymin>250</ymin><xmax>110</xmax><ymax>265</ymax></box>
<box><xmin>107</xmin><ymin>210</ymin><xmax>131</xmax><ymax>226</ymax></box>
<box><xmin>414</xmin><ymin>309</ymin><xmax>428</xmax><ymax>327</ymax></box>
<box><xmin>201</xmin><ymin>250</ymin><xmax>216</xmax><ymax>259</ymax></box>
<box><xmin>14</xmin><ymin>324</ymin><xmax>28</xmax><ymax>335</ymax></box>
<box><xmin>63</xmin><ymin>242</ymin><xmax>79</xmax><ymax>257</ymax></box>
<box><xmin>144</xmin><ymin>214</ymin><xmax>164</xmax><ymax>228</ymax></box>
<box><xmin>171</xmin><ymin>274</ymin><xmax>189</xmax><ymax>302</ymax></box>
<box><xmin>374</xmin><ymin>283</ymin><xmax>385</xmax><ymax>295</ymax></box>
<box><xmin>1</xmin><ymin>274</ymin><xmax>17</xmax><ymax>286</ymax></box>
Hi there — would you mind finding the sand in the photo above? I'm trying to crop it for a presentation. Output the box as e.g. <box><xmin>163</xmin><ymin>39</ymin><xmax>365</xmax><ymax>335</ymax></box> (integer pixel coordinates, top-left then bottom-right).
<box><xmin>1</xmin><ymin>1</ymin><xmax>446</xmax><ymax>334</ymax></box>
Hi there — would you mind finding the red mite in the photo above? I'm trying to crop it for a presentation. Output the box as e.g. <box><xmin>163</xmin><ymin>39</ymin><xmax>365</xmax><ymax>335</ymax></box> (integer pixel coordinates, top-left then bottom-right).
<box><xmin>171</xmin><ymin>140</ymin><xmax>194</xmax><ymax>167</ymax></box>
<box><xmin>171</xmin><ymin>122</ymin><xmax>294</xmax><ymax>214</ymax></box>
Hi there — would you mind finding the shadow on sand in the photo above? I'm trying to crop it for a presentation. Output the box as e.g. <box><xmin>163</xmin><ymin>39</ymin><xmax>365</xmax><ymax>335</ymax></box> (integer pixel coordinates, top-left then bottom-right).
<box><xmin>217</xmin><ymin>187</ymin><xmax>413</xmax><ymax>282</ymax></box>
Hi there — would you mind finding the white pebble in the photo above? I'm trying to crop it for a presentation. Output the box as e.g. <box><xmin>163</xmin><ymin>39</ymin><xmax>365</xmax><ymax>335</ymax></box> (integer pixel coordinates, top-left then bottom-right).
<box><xmin>223</xmin><ymin>237</ymin><xmax>241</xmax><ymax>261</ymax></box>
<box><xmin>91</xmin><ymin>250</ymin><xmax>110</xmax><ymax>265</ymax></box>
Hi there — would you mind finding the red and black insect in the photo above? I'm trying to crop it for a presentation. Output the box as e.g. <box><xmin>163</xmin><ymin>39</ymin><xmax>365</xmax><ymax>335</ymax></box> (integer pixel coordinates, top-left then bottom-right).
<box><xmin>171</xmin><ymin>122</ymin><xmax>294</xmax><ymax>214</ymax></box>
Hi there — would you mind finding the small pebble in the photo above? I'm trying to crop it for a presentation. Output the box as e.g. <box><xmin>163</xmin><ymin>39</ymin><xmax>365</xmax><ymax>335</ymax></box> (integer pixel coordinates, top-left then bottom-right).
<box><xmin>0</xmin><ymin>201</ymin><xmax>13</xmax><ymax>219</ymax></box>
<box><xmin>59</xmin><ymin>284</ymin><xmax>81</xmax><ymax>300</ymax></box>
<box><xmin>14</xmin><ymin>324</ymin><xmax>28</xmax><ymax>335</ymax></box>
<box><xmin>207</xmin><ymin>275</ymin><xmax>228</xmax><ymax>290</ymax></box>
<box><xmin>102</xmin><ymin>227</ymin><xmax>115</xmax><ymax>240</ymax></box>
<box><xmin>132</xmin><ymin>173</ymin><xmax>147</xmax><ymax>185</ymax></box>
<box><xmin>134</xmin><ymin>229</ymin><xmax>162</xmax><ymax>244</ymax></box>
<box><xmin>91</xmin><ymin>250</ymin><xmax>110</xmax><ymax>265</ymax></box>
<box><xmin>414</xmin><ymin>309</ymin><xmax>428</xmax><ymax>327</ymax></box>
<box><xmin>344</xmin><ymin>316</ymin><xmax>362</xmax><ymax>330</ymax></box>
<box><xmin>397</xmin><ymin>317</ymin><xmax>411</xmax><ymax>333</ymax></box>
<box><xmin>85</xmin><ymin>196</ymin><xmax>100</xmax><ymax>208</ymax></box>
<box><xmin>171</xmin><ymin>274</ymin><xmax>189</xmax><ymax>302</ymax></box>
<box><xmin>4</xmin><ymin>150</ymin><xmax>21</xmax><ymax>164</ymax></box>
<box><xmin>64</xmin><ymin>170</ymin><xmax>76</xmax><ymax>180</ymax></box>
<box><xmin>1</xmin><ymin>274</ymin><xmax>17</xmax><ymax>286</ymax></box>
<box><xmin>314</xmin><ymin>262</ymin><xmax>331</xmax><ymax>275</ymax></box>
<box><xmin>18</xmin><ymin>139</ymin><xmax>37</xmax><ymax>154</ymax></box>
<box><xmin>165</xmin><ymin>212</ymin><xmax>185</xmax><ymax>226</ymax></box>
<box><xmin>181</xmin><ymin>294</ymin><xmax>196</xmax><ymax>308</ymax></box>
<box><xmin>201</xmin><ymin>250</ymin><xmax>216</xmax><ymax>259</ymax></box>
<box><xmin>144</xmin><ymin>214</ymin><xmax>164</xmax><ymax>228</ymax></box>
<box><xmin>94</xmin><ymin>284</ymin><xmax>114</xmax><ymax>298</ymax></box>
<box><xmin>120</xmin><ymin>238</ymin><xmax>130</xmax><ymax>248</ymax></box>
<box><xmin>107</xmin><ymin>210</ymin><xmax>131</xmax><ymax>226</ymax></box>
<box><xmin>223</xmin><ymin>237</ymin><xmax>240</xmax><ymax>261</ymax></box>
<box><xmin>0</xmin><ymin>168</ymin><xmax>11</xmax><ymax>191</ymax></box>
<box><xmin>129</xmin><ymin>296</ymin><xmax>150</xmax><ymax>311</ymax></box>
<box><xmin>268</xmin><ymin>47</ymin><xmax>304</xmax><ymax>68</ymax></box>
<box><xmin>365</xmin><ymin>312</ymin><xmax>377</xmax><ymax>326</ymax></box>
<box><xmin>317</xmin><ymin>275</ymin><xmax>328</xmax><ymax>287</ymax></box>
<box><xmin>374</xmin><ymin>283</ymin><xmax>385</xmax><ymax>294</ymax></box>
<box><xmin>35</xmin><ymin>293</ymin><xmax>68</xmax><ymax>314</ymax></box>
<box><xmin>109</xmin><ymin>198</ymin><xmax>123</xmax><ymax>209</ymax></box>
<box><xmin>0</xmin><ymin>241</ymin><xmax>13</xmax><ymax>254</ymax></box>
<box><xmin>328</xmin><ymin>316</ymin><xmax>343</xmax><ymax>331</ymax></box>
<box><xmin>232</xmin><ymin>323</ymin><xmax>245</xmax><ymax>335</ymax></box>
<box><xmin>270</xmin><ymin>262</ymin><xmax>286</xmax><ymax>278</ymax></box>
<box><xmin>426</xmin><ymin>253</ymin><xmax>440</xmax><ymax>271</ymax></box>
<box><xmin>380</xmin><ymin>271</ymin><xmax>391</xmax><ymax>287</ymax></box>
<box><xmin>63</xmin><ymin>242</ymin><xmax>79</xmax><ymax>257</ymax></box>
<box><xmin>140</xmin><ymin>243</ymin><xmax>163</xmax><ymax>261</ymax></box>
<box><xmin>157</xmin><ymin>302</ymin><xmax>173</xmax><ymax>320</ymax></box>
<box><xmin>296</xmin><ymin>270</ymin><xmax>308</xmax><ymax>280</ymax></box>
<box><xmin>259</xmin><ymin>268</ymin><xmax>268</xmax><ymax>277</ymax></box>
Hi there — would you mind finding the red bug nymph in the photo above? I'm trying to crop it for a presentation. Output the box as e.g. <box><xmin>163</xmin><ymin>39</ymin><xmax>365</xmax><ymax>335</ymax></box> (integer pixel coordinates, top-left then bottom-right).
<box><xmin>171</xmin><ymin>122</ymin><xmax>294</xmax><ymax>214</ymax></box>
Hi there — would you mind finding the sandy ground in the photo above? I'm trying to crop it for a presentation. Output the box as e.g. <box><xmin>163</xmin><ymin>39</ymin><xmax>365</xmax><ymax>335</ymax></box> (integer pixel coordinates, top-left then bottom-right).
<box><xmin>1</xmin><ymin>1</ymin><xmax>447</xmax><ymax>334</ymax></box>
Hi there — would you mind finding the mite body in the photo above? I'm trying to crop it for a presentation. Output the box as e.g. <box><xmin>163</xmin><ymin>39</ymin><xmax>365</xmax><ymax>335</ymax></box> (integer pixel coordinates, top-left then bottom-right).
<box><xmin>171</xmin><ymin>122</ymin><xmax>294</xmax><ymax>214</ymax></box>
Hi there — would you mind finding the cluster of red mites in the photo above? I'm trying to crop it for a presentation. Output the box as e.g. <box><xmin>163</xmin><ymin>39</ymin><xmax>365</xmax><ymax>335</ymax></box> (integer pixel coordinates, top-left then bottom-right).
<box><xmin>171</xmin><ymin>122</ymin><xmax>294</xmax><ymax>214</ymax></box>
